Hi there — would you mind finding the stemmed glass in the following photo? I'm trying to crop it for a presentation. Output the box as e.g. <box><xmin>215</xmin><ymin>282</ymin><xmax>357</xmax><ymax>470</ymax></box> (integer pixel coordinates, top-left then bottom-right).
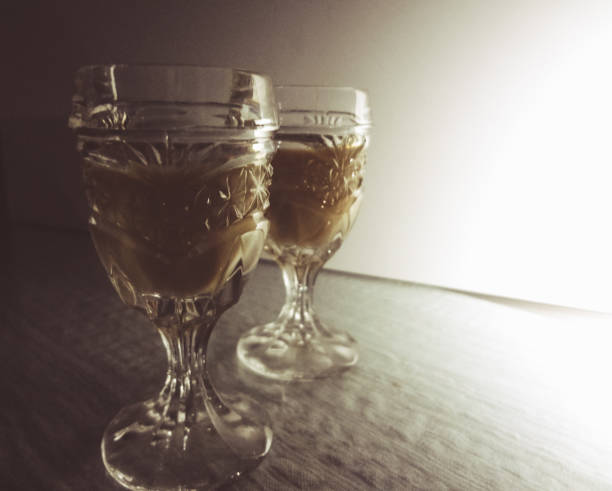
<box><xmin>237</xmin><ymin>86</ymin><xmax>371</xmax><ymax>381</ymax></box>
<box><xmin>69</xmin><ymin>65</ymin><xmax>278</xmax><ymax>490</ymax></box>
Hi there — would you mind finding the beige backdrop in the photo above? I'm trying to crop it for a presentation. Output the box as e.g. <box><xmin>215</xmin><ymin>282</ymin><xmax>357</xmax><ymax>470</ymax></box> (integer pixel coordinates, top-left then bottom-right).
<box><xmin>4</xmin><ymin>0</ymin><xmax>612</xmax><ymax>311</ymax></box>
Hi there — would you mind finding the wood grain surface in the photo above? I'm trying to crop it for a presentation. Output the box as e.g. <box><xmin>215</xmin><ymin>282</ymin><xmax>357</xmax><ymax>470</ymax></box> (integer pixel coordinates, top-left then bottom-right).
<box><xmin>1</xmin><ymin>225</ymin><xmax>612</xmax><ymax>490</ymax></box>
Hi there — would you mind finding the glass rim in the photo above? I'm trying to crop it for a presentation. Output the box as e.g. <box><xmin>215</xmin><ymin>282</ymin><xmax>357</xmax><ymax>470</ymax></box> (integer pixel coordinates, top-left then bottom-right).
<box><xmin>69</xmin><ymin>64</ymin><xmax>278</xmax><ymax>133</ymax></box>
<box><xmin>275</xmin><ymin>84</ymin><xmax>368</xmax><ymax>95</ymax></box>
<box><xmin>75</xmin><ymin>63</ymin><xmax>273</xmax><ymax>83</ymax></box>
<box><xmin>273</xmin><ymin>84</ymin><xmax>371</xmax><ymax>131</ymax></box>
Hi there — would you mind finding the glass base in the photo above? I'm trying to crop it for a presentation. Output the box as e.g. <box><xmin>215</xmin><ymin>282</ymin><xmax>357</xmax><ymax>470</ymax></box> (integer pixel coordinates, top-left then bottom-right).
<box><xmin>236</xmin><ymin>318</ymin><xmax>358</xmax><ymax>381</ymax></box>
<box><xmin>102</xmin><ymin>393</ymin><xmax>272</xmax><ymax>490</ymax></box>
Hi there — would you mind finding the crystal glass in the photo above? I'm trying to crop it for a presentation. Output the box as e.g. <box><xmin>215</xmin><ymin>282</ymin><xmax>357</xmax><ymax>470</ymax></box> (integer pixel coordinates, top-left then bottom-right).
<box><xmin>237</xmin><ymin>86</ymin><xmax>371</xmax><ymax>381</ymax></box>
<box><xmin>69</xmin><ymin>65</ymin><xmax>277</xmax><ymax>490</ymax></box>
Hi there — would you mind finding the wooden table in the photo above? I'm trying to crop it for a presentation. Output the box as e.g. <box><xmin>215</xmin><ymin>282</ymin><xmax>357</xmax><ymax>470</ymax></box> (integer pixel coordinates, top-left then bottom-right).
<box><xmin>2</xmin><ymin>225</ymin><xmax>612</xmax><ymax>490</ymax></box>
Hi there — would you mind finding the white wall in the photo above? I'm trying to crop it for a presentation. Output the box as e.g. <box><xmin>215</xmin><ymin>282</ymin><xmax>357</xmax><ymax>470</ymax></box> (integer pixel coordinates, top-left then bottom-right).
<box><xmin>4</xmin><ymin>0</ymin><xmax>612</xmax><ymax>311</ymax></box>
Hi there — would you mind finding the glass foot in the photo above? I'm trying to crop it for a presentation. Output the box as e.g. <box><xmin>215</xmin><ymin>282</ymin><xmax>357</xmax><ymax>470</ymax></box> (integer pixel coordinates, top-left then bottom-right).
<box><xmin>237</xmin><ymin>319</ymin><xmax>358</xmax><ymax>381</ymax></box>
<box><xmin>102</xmin><ymin>392</ymin><xmax>272</xmax><ymax>490</ymax></box>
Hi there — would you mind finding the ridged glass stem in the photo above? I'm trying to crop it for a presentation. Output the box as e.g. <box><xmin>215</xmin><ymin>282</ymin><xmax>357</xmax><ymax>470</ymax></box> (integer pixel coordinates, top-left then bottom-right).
<box><xmin>277</xmin><ymin>257</ymin><xmax>324</xmax><ymax>339</ymax></box>
<box><xmin>156</xmin><ymin>322</ymin><xmax>214</xmax><ymax>448</ymax></box>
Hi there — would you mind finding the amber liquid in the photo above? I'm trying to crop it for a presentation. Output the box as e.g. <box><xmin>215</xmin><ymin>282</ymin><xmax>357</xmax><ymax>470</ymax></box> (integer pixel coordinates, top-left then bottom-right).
<box><xmin>267</xmin><ymin>138</ymin><xmax>365</xmax><ymax>250</ymax></box>
<box><xmin>84</xmin><ymin>146</ymin><xmax>269</xmax><ymax>298</ymax></box>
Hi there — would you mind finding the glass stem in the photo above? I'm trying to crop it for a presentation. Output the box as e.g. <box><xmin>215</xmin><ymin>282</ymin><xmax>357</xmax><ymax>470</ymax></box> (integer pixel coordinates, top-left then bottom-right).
<box><xmin>156</xmin><ymin>321</ymin><xmax>214</xmax><ymax>450</ymax></box>
<box><xmin>277</xmin><ymin>255</ymin><xmax>324</xmax><ymax>338</ymax></box>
